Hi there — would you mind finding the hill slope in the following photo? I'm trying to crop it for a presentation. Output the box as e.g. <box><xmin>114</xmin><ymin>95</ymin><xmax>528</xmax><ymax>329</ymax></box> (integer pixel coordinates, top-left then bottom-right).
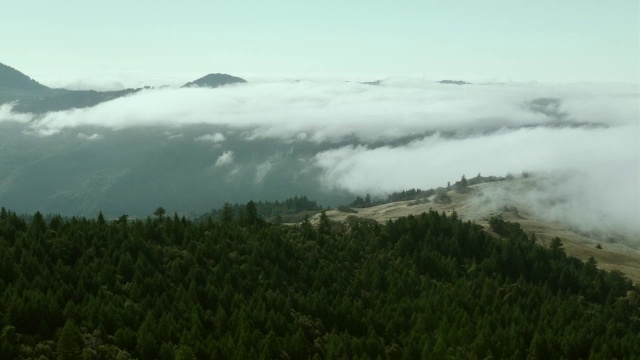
<box><xmin>0</xmin><ymin>61</ymin><xmax>144</xmax><ymax>113</ymax></box>
<box><xmin>0</xmin><ymin>62</ymin><xmax>49</xmax><ymax>92</ymax></box>
<box><xmin>0</xmin><ymin>206</ymin><xmax>638</xmax><ymax>358</ymax></box>
<box><xmin>1</xmin><ymin>62</ymin><xmax>248</xmax><ymax>113</ymax></box>
<box><xmin>315</xmin><ymin>178</ymin><xmax>640</xmax><ymax>283</ymax></box>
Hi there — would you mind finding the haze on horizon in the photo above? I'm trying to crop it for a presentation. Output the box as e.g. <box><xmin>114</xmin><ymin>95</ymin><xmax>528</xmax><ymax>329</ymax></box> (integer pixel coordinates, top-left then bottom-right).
<box><xmin>1</xmin><ymin>1</ymin><xmax>639</xmax><ymax>241</ymax></box>
<box><xmin>1</xmin><ymin>1</ymin><xmax>639</xmax><ymax>89</ymax></box>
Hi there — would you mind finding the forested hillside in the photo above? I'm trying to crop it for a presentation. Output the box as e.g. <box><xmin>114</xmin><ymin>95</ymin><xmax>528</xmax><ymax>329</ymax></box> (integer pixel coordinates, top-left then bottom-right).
<box><xmin>0</xmin><ymin>205</ymin><xmax>638</xmax><ymax>359</ymax></box>
<box><xmin>207</xmin><ymin>196</ymin><xmax>324</xmax><ymax>224</ymax></box>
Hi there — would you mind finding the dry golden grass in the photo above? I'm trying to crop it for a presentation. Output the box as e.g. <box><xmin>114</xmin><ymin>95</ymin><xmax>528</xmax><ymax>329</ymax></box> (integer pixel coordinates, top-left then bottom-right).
<box><xmin>312</xmin><ymin>179</ymin><xmax>640</xmax><ymax>283</ymax></box>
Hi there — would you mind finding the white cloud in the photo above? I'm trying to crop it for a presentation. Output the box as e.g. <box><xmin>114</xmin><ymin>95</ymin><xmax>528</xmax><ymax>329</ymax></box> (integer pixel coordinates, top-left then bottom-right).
<box><xmin>77</xmin><ymin>132</ymin><xmax>104</xmax><ymax>140</ymax></box>
<box><xmin>255</xmin><ymin>161</ymin><xmax>273</xmax><ymax>184</ymax></box>
<box><xmin>195</xmin><ymin>132</ymin><xmax>226</xmax><ymax>143</ymax></box>
<box><xmin>0</xmin><ymin>103</ymin><xmax>33</xmax><ymax>123</ymax></box>
<box><xmin>313</xmin><ymin>125</ymin><xmax>640</xmax><ymax>239</ymax></box>
<box><xmin>26</xmin><ymin>81</ymin><xmax>639</xmax><ymax>141</ymax></box>
<box><xmin>215</xmin><ymin>151</ymin><xmax>234</xmax><ymax>166</ymax></box>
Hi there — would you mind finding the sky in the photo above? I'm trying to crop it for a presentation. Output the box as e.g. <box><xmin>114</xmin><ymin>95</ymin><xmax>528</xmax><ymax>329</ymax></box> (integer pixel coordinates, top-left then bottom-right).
<box><xmin>1</xmin><ymin>1</ymin><xmax>639</xmax><ymax>88</ymax></box>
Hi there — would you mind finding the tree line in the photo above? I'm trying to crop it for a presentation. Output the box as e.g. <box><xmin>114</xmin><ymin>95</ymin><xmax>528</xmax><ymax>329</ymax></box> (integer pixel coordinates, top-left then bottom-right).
<box><xmin>0</xmin><ymin>204</ymin><xmax>638</xmax><ymax>359</ymax></box>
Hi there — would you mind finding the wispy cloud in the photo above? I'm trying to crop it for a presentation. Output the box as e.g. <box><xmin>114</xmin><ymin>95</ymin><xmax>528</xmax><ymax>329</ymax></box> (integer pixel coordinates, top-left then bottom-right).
<box><xmin>77</xmin><ymin>132</ymin><xmax>104</xmax><ymax>140</ymax></box>
<box><xmin>255</xmin><ymin>160</ymin><xmax>273</xmax><ymax>184</ymax></box>
<box><xmin>195</xmin><ymin>132</ymin><xmax>226</xmax><ymax>143</ymax></box>
<box><xmin>0</xmin><ymin>103</ymin><xmax>32</xmax><ymax>123</ymax></box>
<box><xmin>215</xmin><ymin>150</ymin><xmax>234</xmax><ymax>166</ymax></box>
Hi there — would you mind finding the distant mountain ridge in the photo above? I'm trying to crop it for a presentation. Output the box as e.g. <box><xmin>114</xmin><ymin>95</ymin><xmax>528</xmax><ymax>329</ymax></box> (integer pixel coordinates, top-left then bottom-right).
<box><xmin>438</xmin><ymin>80</ymin><xmax>472</xmax><ymax>85</ymax></box>
<box><xmin>0</xmin><ymin>62</ymin><xmax>49</xmax><ymax>92</ymax></box>
<box><xmin>0</xmin><ymin>62</ymin><xmax>247</xmax><ymax>114</ymax></box>
<box><xmin>360</xmin><ymin>80</ymin><xmax>382</xmax><ymax>86</ymax></box>
<box><xmin>182</xmin><ymin>73</ymin><xmax>247</xmax><ymax>88</ymax></box>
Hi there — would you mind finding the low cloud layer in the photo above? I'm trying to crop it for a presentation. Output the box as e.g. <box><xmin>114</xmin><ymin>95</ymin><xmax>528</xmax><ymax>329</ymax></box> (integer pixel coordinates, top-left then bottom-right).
<box><xmin>1</xmin><ymin>79</ymin><xmax>638</xmax><ymax>240</ymax></box>
<box><xmin>18</xmin><ymin>80</ymin><xmax>639</xmax><ymax>142</ymax></box>
<box><xmin>0</xmin><ymin>103</ymin><xmax>32</xmax><ymax>123</ymax></box>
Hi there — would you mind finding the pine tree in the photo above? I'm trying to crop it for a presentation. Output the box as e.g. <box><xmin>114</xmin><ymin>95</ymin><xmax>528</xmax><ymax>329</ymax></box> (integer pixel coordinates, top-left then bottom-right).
<box><xmin>0</xmin><ymin>325</ymin><xmax>19</xmax><ymax>359</ymax></box>
<box><xmin>221</xmin><ymin>202</ymin><xmax>234</xmax><ymax>223</ymax></box>
<box><xmin>56</xmin><ymin>319</ymin><xmax>82</xmax><ymax>360</ymax></box>
<box><xmin>175</xmin><ymin>345</ymin><xmax>197</xmax><ymax>360</ymax></box>
<box><xmin>245</xmin><ymin>200</ymin><xmax>259</xmax><ymax>225</ymax></box>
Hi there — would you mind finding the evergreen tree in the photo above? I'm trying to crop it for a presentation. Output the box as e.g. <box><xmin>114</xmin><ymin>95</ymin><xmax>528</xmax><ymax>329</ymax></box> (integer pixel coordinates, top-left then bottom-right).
<box><xmin>175</xmin><ymin>345</ymin><xmax>197</xmax><ymax>360</ymax></box>
<box><xmin>220</xmin><ymin>202</ymin><xmax>234</xmax><ymax>223</ymax></box>
<box><xmin>240</xmin><ymin>200</ymin><xmax>260</xmax><ymax>226</ymax></box>
<box><xmin>0</xmin><ymin>206</ymin><xmax>637</xmax><ymax>358</ymax></box>
<box><xmin>56</xmin><ymin>319</ymin><xmax>82</xmax><ymax>360</ymax></box>
<box><xmin>0</xmin><ymin>325</ymin><xmax>19</xmax><ymax>359</ymax></box>
<box><xmin>154</xmin><ymin>206</ymin><xmax>167</xmax><ymax>220</ymax></box>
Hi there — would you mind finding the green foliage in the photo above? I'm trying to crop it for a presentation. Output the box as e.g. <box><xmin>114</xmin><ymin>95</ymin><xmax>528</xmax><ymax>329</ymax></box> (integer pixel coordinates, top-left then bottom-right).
<box><xmin>0</xmin><ymin>206</ymin><xmax>637</xmax><ymax>359</ymax></box>
<box><xmin>57</xmin><ymin>319</ymin><xmax>82</xmax><ymax>360</ymax></box>
<box><xmin>209</xmin><ymin>195</ymin><xmax>323</xmax><ymax>223</ymax></box>
<box><xmin>336</xmin><ymin>205</ymin><xmax>358</xmax><ymax>213</ymax></box>
<box><xmin>220</xmin><ymin>202</ymin><xmax>234</xmax><ymax>223</ymax></box>
<box><xmin>352</xmin><ymin>174</ymin><xmax>509</xmax><ymax>208</ymax></box>
<box><xmin>489</xmin><ymin>216</ymin><xmax>523</xmax><ymax>237</ymax></box>
<box><xmin>154</xmin><ymin>207</ymin><xmax>166</xmax><ymax>219</ymax></box>
<box><xmin>433</xmin><ymin>192</ymin><xmax>452</xmax><ymax>204</ymax></box>
<box><xmin>550</xmin><ymin>237</ymin><xmax>566</xmax><ymax>258</ymax></box>
<box><xmin>1</xmin><ymin>325</ymin><xmax>19</xmax><ymax>359</ymax></box>
<box><xmin>350</xmin><ymin>194</ymin><xmax>379</xmax><ymax>208</ymax></box>
<box><xmin>387</xmin><ymin>188</ymin><xmax>436</xmax><ymax>202</ymax></box>
<box><xmin>175</xmin><ymin>345</ymin><xmax>197</xmax><ymax>360</ymax></box>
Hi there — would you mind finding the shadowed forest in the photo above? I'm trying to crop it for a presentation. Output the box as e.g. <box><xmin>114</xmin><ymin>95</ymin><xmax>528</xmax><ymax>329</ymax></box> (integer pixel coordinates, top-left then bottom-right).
<box><xmin>1</xmin><ymin>204</ymin><xmax>638</xmax><ymax>359</ymax></box>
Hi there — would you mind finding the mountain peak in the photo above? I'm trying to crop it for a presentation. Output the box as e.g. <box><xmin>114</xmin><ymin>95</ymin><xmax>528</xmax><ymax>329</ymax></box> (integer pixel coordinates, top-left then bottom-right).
<box><xmin>0</xmin><ymin>62</ymin><xmax>49</xmax><ymax>91</ymax></box>
<box><xmin>438</xmin><ymin>80</ymin><xmax>472</xmax><ymax>85</ymax></box>
<box><xmin>182</xmin><ymin>73</ymin><xmax>247</xmax><ymax>88</ymax></box>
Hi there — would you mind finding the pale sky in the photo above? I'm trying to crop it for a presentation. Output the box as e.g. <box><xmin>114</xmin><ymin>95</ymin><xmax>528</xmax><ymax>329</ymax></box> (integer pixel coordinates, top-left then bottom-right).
<box><xmin>1</xmin><ymin>1</ymin><xmax>639</xmax><ymax>86</ymax></box>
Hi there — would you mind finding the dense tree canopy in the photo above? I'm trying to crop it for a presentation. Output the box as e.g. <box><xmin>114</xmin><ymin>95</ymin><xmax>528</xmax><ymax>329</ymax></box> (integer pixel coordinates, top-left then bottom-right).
<box><xmin>0</xmin><ymin>204</ymin><xmax>638</xmax><ymax>359</ymax></box>
<box><xmin>208</xmin><ymin>196</ymin><xmax>324</xmax><ymax>223</ymax></box>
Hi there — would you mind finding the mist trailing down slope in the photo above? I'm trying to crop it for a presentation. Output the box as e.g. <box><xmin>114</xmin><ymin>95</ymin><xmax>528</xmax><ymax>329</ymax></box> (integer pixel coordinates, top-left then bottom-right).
<box><xmin>0</xmin><ymin>78</ymin><xmax>637</xmax><ymax>240</ymax></box>
<box><xmin>316</xmin><ymin>176</ymin><xmax>640</xmax><ymax>282</ymax></box>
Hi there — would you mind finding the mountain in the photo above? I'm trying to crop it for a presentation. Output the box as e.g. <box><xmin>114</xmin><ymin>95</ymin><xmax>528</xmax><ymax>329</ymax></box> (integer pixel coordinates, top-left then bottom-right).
<box><xmin>438</xmin><ymin>79</ymin><xmax>472</xmax><ymax>85</ymax></box>
<box><xmin>1</xmin><ymin>62</ymin><xmax>249</xmax><ymax>113</ymax></box>
<box><xmin>8</xmin><ymin>88</ymin><xmax>143</xmax><ymax>114</ymax></box>
<box><xmin>0</xmin><ymin>62</ymin><xmax>49</xmax><ymax>92</ymax></box>
<box><xmin>0</xmin><ymin>61</ymin><xmax>142</xmax><ymax>114</ymax></box>
<box><xmin>182</xmin><ymin>73</ymin><xmax>247</xmax><ymax>88</ymax></box>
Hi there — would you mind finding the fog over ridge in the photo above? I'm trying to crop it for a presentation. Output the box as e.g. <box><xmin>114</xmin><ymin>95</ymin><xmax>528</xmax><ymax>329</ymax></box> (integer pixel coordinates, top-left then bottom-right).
<box><xmin>1</xmin><ymin>79</ymin><xmax>638</xmax><ymax>240</ymax></box>
<box><xmin>20</xmin><ymin>80</ymin><xmax>637</xmax><ymax>140</ymax></box>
